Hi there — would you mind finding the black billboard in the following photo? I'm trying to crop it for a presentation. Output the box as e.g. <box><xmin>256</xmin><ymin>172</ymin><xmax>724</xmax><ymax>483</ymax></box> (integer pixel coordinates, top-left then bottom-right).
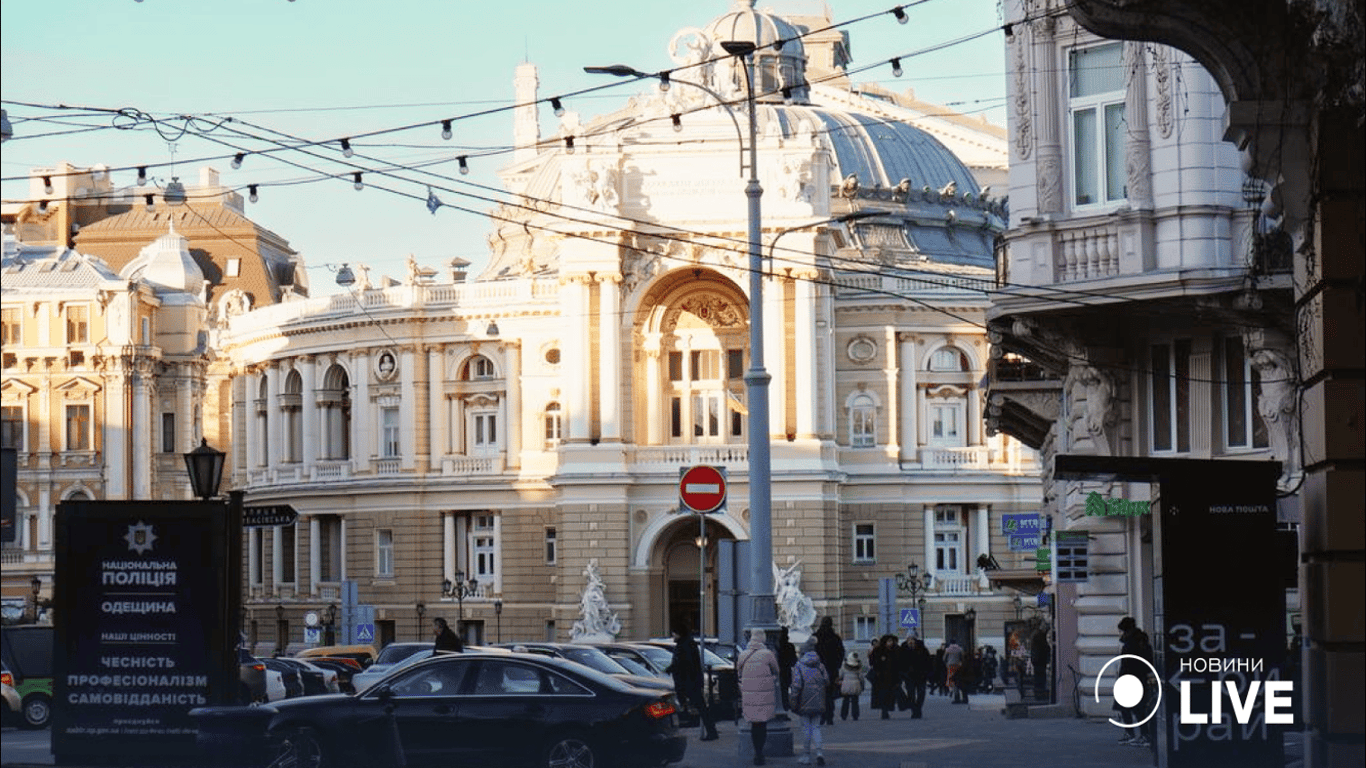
<box><xmin>53</xmin><ymin>500</ymin><xmax>241</xmax><ymax>765</ymax></box>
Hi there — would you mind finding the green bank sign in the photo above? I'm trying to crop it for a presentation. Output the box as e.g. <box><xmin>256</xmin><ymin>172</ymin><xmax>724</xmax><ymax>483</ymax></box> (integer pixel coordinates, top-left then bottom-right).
<box><xmin>1085</xmin><ymin>491</ymin><xmax>1151</xmax><ymax>517</ymax></box>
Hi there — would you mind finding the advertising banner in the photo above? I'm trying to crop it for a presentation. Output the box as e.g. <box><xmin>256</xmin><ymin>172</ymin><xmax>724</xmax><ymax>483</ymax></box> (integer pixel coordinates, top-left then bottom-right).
<box><xmin>53</xmin><ymin>500</ymin><xmax>240</xmax><ymax>765</ymax></box>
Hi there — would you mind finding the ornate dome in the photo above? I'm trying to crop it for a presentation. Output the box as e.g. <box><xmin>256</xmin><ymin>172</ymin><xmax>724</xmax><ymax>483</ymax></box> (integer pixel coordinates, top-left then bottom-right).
<box><xmin>703</xmin><ymin>0</ymin><xmax>809</xmax><ymax>104</ymax></box>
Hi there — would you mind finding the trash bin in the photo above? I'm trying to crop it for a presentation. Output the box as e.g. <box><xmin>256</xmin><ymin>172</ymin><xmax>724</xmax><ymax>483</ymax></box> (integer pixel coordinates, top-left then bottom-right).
<box><xmin>189</xmin><ymin>704</ymin><xmax>278</xmax><ymax>768</ymax></box>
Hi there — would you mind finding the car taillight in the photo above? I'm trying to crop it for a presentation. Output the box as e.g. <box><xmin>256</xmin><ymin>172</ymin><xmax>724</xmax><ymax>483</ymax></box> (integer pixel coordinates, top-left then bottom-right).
<box><xmin>251</xmin><ymin>664</ymin><xmax>265</xmax><ymax>672</ymax></box>
<box><xmin>644</xmin><ymin>701</ymin><xmax>675</xmax><ymax>720</ymax></box>
<box><xmin>1</xmin><ymin>671</ymin><xmax>12</xmax><ymax>687</ymax></box>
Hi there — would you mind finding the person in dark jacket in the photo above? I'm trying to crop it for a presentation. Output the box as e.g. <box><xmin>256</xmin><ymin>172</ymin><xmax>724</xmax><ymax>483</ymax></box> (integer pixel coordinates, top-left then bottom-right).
<box><xmin>667</xmin><ymin>621</ymin><xmax>719</xmax><ymax>741</ymax></box>
<box><xmin>813</xmin><ymin>616</ymin><xmax>845</xmax><ymax>725</ymax></box>
<box><xmin>777</xmin><ymin>627</ymin><xmax>798</xmax><ymax>711</ymax></box>
<box><xmin>931</xmin><ymin>644</ymin><xmax>947</xmax><ymax>696</ymax></box>
<box><xmin>1031</xmin><ymin>628</ymin><xmax>1051</xmax><ymax>700</ymax></box>
<box><xmin>433</xmin><ymin>617</ymin><xmax>463</xmax><ymax>653</ymax></box>
<box><xmin>904</xmin><ymin>635</ymin><xmax>931</xmax><ymax>718</ymax></box>
<box><xmin>869</xmin><ymin>634</ymin><xmax>901</xmax><ymax>719</ymax></box>
<box><xmin>1116</xmin><ymin>617</ymin><xmax>1153</xmax><ymax>747</ymax></box>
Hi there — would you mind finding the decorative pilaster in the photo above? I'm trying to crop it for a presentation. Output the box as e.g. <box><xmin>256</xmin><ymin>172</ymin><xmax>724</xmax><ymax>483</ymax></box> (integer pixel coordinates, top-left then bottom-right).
<box><xmin>1123</xmin><ymin>42</ymin><xmax>1154</xmax><ymax>209</ymax></box>
<box><xmin>598</xmin><ymin>274</ymin><xmax>622</xmax><ymax>441</ymax></box>
<box><xmin>794</xmin><ymin>270</ymin><xmax>819</xmax><ymax>439</ymax></box>
<box><xmin>1033</xmin><ymin>15</ymin><xmax>1063</xmax><ymax>214</ymax></box>
<box><xmin>300</xmin><ymin>355</ymin><xmax>318</xmax><ymax>468</ymax></box>
<box><xmin>898</xmin><ymin>334</ymin><xmax>918</xmax><ymax>463</ymax></box>
<box><xmin>352</xmin><ymin>350</ymin><xmax>370</xmax><ymax>472</ymax></box>
<box><xmin>504</xmin><ymin>341</ymin><xmax>523</xmax><ymax>466</ymax></box>
<box><xmin>428</xmin><ymin>346</ymin><xmax>447</xmax><ymax>460</ymax></box>
<box><xmin>400</xmin><ymin>347</ymin><xmax>417</xmax><ymax>470</ymax></box>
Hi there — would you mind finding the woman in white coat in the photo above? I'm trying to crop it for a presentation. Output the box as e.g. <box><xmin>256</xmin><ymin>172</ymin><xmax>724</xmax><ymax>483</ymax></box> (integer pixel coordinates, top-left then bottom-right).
<box><xmin>736</xmin><ymin>628</ymin><xmax>781</xmax><ymax>766</ymax></box>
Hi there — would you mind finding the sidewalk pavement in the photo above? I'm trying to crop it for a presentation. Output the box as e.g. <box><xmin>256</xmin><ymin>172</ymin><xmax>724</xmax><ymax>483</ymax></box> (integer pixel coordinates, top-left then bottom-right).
<box><xmin>678</xmin><ymin>690</ymin><xmax>1156</xmax><ymax>768</ymax></box>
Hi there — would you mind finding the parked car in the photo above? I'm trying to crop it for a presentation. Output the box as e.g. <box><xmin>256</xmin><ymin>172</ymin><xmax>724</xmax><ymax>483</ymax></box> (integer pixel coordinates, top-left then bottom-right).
<box><xmin>351</xmin><ymin>646</ymin><xmax>435</xmax><ymax>694</ymax></box>
<box><xmin>297</xmin><ymin>644</ymin><xmax>377</xmax><ymax>670</ymax></box>
<box><xmin>595</xmin><ymin>644</ymin><xmax>667</xmax><ymax>679</ymax></box>
<box><xmin>262</xmin><ymin>657</ymin><xmax>307</xmax><ymax>699</ymax></box>
<box><xmin>266</xmin><ymin>651</ymin><xmax>686</xmax><ymax>768</ymax></box>
<box><xmin>272</xmin><ymin>657</ymin><xmax>337</xmax><ymax>696</ymax></box>
<box><xmin>302</xmin><ymin>657</ymin><xmax>362</xmax><ymax>693</ymax></box>
<box><xmin>493</xmin><ymin>642</ymin><xmax>675</xmax><ymax>694</ymax></box>
<box><xmin>2</xmin><ymin>665</ymin><xmax>23</xmax><ymax>726</ymax></box>
<box><xmin>1</xmin><ymin>625</ymin><xmax>54</xmax><ymax>729</ymax></box>
<box><xmin>239</xmin><ymin>649</ymin><xmax>288</xmax><ymax>703</ymax></box>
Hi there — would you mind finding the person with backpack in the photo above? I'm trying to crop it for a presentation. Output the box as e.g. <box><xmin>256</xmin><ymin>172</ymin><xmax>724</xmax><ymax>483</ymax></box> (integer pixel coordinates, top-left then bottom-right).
<box><xmin>790</xmin><ymin>637</ymin><xmax>831</xmax><ymax>766</ymax></box>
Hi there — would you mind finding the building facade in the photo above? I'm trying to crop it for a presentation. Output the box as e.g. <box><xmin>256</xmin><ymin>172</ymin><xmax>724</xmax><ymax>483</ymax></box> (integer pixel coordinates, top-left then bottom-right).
<box><xmin>220</xmin><ymin>3</ymin><xmax>1042</xmax><ymax>655</ymax></box>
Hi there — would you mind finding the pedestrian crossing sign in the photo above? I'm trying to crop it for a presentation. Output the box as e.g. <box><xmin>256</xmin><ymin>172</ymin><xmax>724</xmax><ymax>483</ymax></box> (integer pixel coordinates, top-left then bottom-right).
<box><xmin>900</xmin><ymin>608</ymin><xmax>920</xmax><ymax>629</ymax></box>
<box><xmin>355</xmin><ymin>623</ymin><xmax>375</xmax><ymax>643</ymax></box>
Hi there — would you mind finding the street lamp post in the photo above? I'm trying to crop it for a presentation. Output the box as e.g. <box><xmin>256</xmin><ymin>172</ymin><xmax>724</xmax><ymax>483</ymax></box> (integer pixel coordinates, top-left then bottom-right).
<box><xmin>442</xmin><ymin>571</ymin><xmax>478</xmax><ymax>636</ymax></box>
<box><xmin>900</xmin><ymin>562</ymin><xmax>933</xmax><ymax>637</ymax></box>
<box><xmin>415</xmin><ymin>602</ymin><xmax>426</xmax><ymax>641</ymax></box>
<box><xmin>30</xmin><ymin>575</ymin><xmax>41</xmax><ymax>623</ymax></box>
<box><xmin>494</xmin><ymin>599</ymin><xmax>503</xmax><ymax>644</ymax></box>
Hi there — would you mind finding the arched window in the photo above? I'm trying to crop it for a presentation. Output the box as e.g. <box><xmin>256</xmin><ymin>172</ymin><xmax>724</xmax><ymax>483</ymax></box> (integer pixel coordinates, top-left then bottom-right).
<box><xmin>319</xmin><ymin>364</ymin><xmax>351</xmax><ymax>460</ymax></box>
<box><xmin>929</xmin><ymin>347</ymin><xmax>968</xmax><ymax>372</ymax></box>
<box><xmin>849</xmin><ymin>393</ymin><xmax>877</xmax><ymax>448</ymax></box>
<box><xmin>463</xmin><ymin>355</ymin><xmax>497</xmax><ymax>380</ymax></box>
<box><xmin>282</xmin><ymin>369</ymin><xmax>303</xmax><ymax>463</ymax></box>
<box><xmin>544</xmin><ymin>402</ymin><xmax>562</xmax><ymax>448</ymax></box>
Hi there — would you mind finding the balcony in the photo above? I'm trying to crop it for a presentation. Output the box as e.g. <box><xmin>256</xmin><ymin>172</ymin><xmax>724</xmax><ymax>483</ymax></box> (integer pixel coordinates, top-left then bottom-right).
<box><xmin>933</xmin><ymin>574</ymin><xmax>982</xmax><ymax>596</ymax></box>
<box><xmin>920</xmin><ymin>446</ymin><xmax>992</xmax><ymax>469</ymax></box>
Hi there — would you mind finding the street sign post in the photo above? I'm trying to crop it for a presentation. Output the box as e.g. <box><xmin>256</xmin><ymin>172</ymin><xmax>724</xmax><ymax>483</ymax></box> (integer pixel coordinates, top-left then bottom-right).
<box><xmin>243</xmin><ymin>504</ymin><xmax>298</xmax><ymax>528</ymax></box>
<box><xmin>679</xmin><ymin>465</ymin><xmax>727</xmax><ymax>514</ymax></box>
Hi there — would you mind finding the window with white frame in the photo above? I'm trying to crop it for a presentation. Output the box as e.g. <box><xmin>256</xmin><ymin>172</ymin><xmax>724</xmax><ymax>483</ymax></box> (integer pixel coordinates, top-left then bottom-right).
<box><xmin>1</xmin><ymin>307</ymin><xmax>20</xmax><ymax>346</ymax></box>
<box><xmin>853</xmin><ymin>615</ymin><xmax>877</xmax><ymax>643</ymax></box>
<box><xmin>470</xmin><ymin>408</ymin><xmax>498</xmax><ymax>454</ymax></box>
<box><xmin>1222</xmin><ymin>336</ymin><xmax>1269</xmax><ymax>450</ymax></box>
<box><xmin>452</xmin><ymin>513</ymin><xmax>501</xmax><ymax>592</ymax></box>
<box><xmin>65</xmin><ymin>403</ymin><xmax>91</xmax><ymax>451</ymax></box>
<box><xmin>1</xmin><ymin>405</ymin><xmax>24</xmax><ymax>451</ymax></box>
<box><xmin>928</xmin><ymin>401</ymin><xmax>965</xmax><ymax>446</ymax></box>
<box><xmin>934</xmin><ymin>506</ymin><xmax>964</xmax><ymax>574</ymax></box>
<box><xmin>545</xmin><ymin>527</ymin><xmax>557</xmax><ymax>565</ymax></box>
<box><xmin>376</xmin><ymin>529</ymin><xmax>394</xmax><ymax>578</ymax></box>
<box><xmin>381</xmin><ymin>406</ymin><xmax>400</xmax><ymax>458</ymax></box>
<box><xmin>1150</xmin><ymin>340</ymin><xmax>1191</xmax><ymax>452</ymax></box>
<box><xmin>66</xmin><ymin>304</ymin><xmax>89</xmax><ymax>344</ymax></box>
<box><xmin>853</xmin><ymin>523</ymin><xmax>876</xmax><ymax>563</ymax></box>
<box><xmin>1068</xmin><ymin>42</ymin><xmax>1127</xmax><ymax>207</ymax></box>
<box><xmin>667</xmin><ymin>344</ymin><xmax>746</xmax><ymax>444</ymax></box>
<box><xmin>544</xmin><ymin>402</ymin><xmax>562</xmax><ymax>447</ymax></box>
<box><xmin>466</xmin><ymin>355</ymin><xmax>496</xmax><ymax>380</ymax></box>
<box><xmin>850</xmin><ymin>393</ymin><xmax>876</xmax><ymax>448</ymax></box>
<box><xmin>929</xmin><ymin>347</ymin><xmax>967</xmax><ymax>372</ymax></box>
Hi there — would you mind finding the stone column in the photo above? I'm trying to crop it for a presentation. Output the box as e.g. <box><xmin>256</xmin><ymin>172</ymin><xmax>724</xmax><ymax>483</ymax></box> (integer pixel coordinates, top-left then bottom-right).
<box><xmin>505</xmin><ymin>341</ymin><xmax>523</xmax><ymax>466</ymax></box>
<box><xmin>352</xmin><ymin>351</ymin><xmax>370</xmax><ymax>471</ymax></box>
<box><xmin>131</xmin><ymin>367</ymin><xmax>151</xmax><ymax>500</ymax></box>
<box><xmin>1122</xmin><ymin>42</ymin><xmax>1154</xmax><ymax>210</ymax></box>
<box><xmin>975</xmin><ymin>505</ymin><xmax>990</xmax><ymax>588</ymax></box>
<box><xmin>883</xmin><ymin>327</ymin><xmax>900</xmax><ymax>454</ymax></box>
<box><xmin>104</xmin><ymin>370</ymin><xmax>129</xmax><ymax>498</ymax></box>
<box><xmin>794</xmin><ymin>270</ymin><xmax>819</xmax><ymax>439</ymax></box>
<box><xmin>248</xmin><ymin>528</ymin><xmax>261</xmax><ymax>588</ymax></box>
<box><xmin>598</xmin><ymin>274</ymin><xmax>622</xmax><ymax>441</ymax></box>
<box><xmin>1033</xmin><ymin>16</ymin><xmax>1063</xmax><ymax>214</ymax></box>
<box><xmin>428</xmin><ymin>347</ymin><xmax>447</xmax><ymax>462</ymax></box>
<box><xmin>898</xmin><ymin>334</ymin><xmax>918</xmax><ymax>463</ymax></box>
<box><xmin>400</xmin><ymin>347</ymin><xmax>417</xmax><ymax>470</ymax></box>
<box><xmin>444</xmin><ymin>513</ymin><xmax>457</xmax><ymax>585</ymax></box>
<box><xmin>563</xmin><ymin>275</ymin><xmax>592</xmax><ymax>441</ymax></box>
<box><xmin>272</xmin><ymin>525</ymin><xmax>284</xmax><ymax>590</ymax></box>
<box><xmin>644</xmin><ymin>336</ymin><xmax>662</xmax><ymax>445</ymax></box>
<box><xmin>301</xmin><ymin>355</ymin><xmax>318</xmax><ymax>468</ymax></box>
<box><xmin>309</xmin><ymin>516</ymin><xmax>321</xmax><ymax>595</ymax></box>
<box><xmin>765</xmin><ymin>274</ymin><xmax>786</xmax><ymax>438</ymax></box>
<box><xmin>265</xmin><ymin>363</ymin><xmax>282</xmax><ymax>470</ymax></box>
<box><xmin>923</xmin><ymin>505</ymin><xmax>936</xmax><ymax>575</ymax></box>
<box><xmin>176</xmin><ymin>375</ymin><xmax>193</xmax><ymax>453</ymax></box>
<box><xmin>968</xmin><ymin>384</ymin><xmax>982</xmax><ymax>447</ymax></box>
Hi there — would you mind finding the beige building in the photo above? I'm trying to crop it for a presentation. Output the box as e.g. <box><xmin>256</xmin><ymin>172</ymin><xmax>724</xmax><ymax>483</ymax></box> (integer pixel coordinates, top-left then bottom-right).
<box><xmin>220</xmin><ymin>3</ymin><xmax>1041</xmax><ymax>655</ymax></box>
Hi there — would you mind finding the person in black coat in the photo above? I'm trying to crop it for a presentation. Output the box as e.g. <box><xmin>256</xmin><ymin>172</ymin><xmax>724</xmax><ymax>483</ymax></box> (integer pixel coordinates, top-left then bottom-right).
<box><xmin>667</xmin><ymin>621</ymin><xmax>719</xmax><ymax>741</ymax></box>
<box><xmin>1031</xmin><ymin>628</ymin><xmax>1051</xmax><ymax>699</ymax></box>
<box><xmin>904</xmin><ymin>636</ymin><xmax>931</xmax><ymax>718</ymax></box>
<box><xmin>868</xmin><ymin>635</ymin><xmax>901</xmax><ymax>719</ymax></box>
<box><xmin>433</xmin><ymin>617</ymin><xmax>463</xmax><ymax>653</ymax></box>
<box><xmin>813</xmin><ymin>617</ymin><xmax>845</xmax><ymax>725</ymax></box>
<box><xmin>777</xmin><ymin>627</ymin><xmax>798</xmax><ymax>711</ymax></box>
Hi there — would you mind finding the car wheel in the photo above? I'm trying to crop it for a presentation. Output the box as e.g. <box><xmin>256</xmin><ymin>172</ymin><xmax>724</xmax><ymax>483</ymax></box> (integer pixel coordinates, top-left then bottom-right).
<box><xmin>20</xmin><ymin>693</ymin><xmax>51</xmax><ymax>729</ymax></box>
<box><xmin>543</xmin><ymin>733</ymin><xmax>598</xmax><ymax>768</ymax></box>
<box><xmin>271</xmin><ymin>727</ymin><xmax>325</xmax><ymax>768</ymax></box>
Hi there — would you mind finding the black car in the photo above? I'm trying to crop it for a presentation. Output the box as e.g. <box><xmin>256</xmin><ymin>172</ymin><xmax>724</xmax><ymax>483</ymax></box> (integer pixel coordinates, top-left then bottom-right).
<box><xmin>261</xmin><ymin>657</ymin><xmax>306</xmax><ymax>699</ymax></box>
<box><xmin>493</xmin><ymin>642</ymin><xmax>675</xmax><ymax>694</ymax></box>
<box><xmin>267</xmin><ymin>651</ymin><xmax>686</xmax><ymax>768</ymax></box>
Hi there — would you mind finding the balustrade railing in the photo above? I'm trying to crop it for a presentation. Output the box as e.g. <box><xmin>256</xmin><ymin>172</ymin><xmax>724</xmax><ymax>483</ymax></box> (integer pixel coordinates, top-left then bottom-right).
<box><xmin>1056</xmin><ymin>226</ymin><xmax>1120</xmax><ymax>281</ymax></box>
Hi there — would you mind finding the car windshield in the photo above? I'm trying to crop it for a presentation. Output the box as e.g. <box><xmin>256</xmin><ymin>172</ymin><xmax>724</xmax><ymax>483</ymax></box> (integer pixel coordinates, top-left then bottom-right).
<box><xmin>702</xmin><ymin>647</ymin><xmax>728</xmax><ymax>667</ymax></box>
<box><xmin>636</xmin><ymin>646</ymin><xmax>673</xmax><ymax>668</ymax></box>
<box><xmin>376</xmin><ymin>644</ymin><xmax>431</xmax><ymax>665</ymax></box>
<box><xmin>560</xmin><ymin>648</ymin><xmax>629</xmax><ymax>675</ymax></box>
<box><xmin>603</xmin><ymin>651</ymin><xmax>653</xmax><ymax>676</ymax></box>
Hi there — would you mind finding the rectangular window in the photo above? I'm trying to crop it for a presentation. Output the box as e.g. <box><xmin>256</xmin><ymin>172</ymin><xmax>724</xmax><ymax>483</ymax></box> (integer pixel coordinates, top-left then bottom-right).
<box><xmin>161</xmin><ymin>413</ymin><xmax>176</xmax><ymax>454</ymax></box>
<box><xmin>670</xmin><ymin>397</ymin><xmax>682</xmax><ymax>438</ymax></box>
<box><xmin>1</xmin><ymin>406</ymin><xmax>23</xmax><ymax>451</ymax></box>
<box><xmin>473</xmin><ymin>412</ymin><xmax>498</xmax><ymax>449</ymax></box>
<box><xmin>66</xmin><ymin>304</ymin><xmax>89</xmax><ymax>344</ymax></box>
<box><xmin>691</xmin><ymin>350</ymin><xmax>720</xmax><ymax>380</ymax></box>
<box><xmin>851</xmin><ymin>400</ymin><xmax>876</xmax><ymax>447</ymax></box>
<box><xmin>376</xmin><ymin>529</ymin><xmax>394</xmax><ymax>578</ymax></box>
<box><xmin>668</xmin><ymin>352</ymin><xmax>683</xmax><ymax>382</ymax></box>
<box><xmin>140</xmin><ymin>316</ymin><xmax>151</xmax><ymax>345</ymax></box>
<box><xmin>853</xmin><ymin>616</ymin><xmax>877</xmax><ymax>643</ymax></box>
<box><xmin>1223</xmin><ymin>337</ymin><xmax>1269</xmax><ymax>450</ymax></box>
<box><xmin>853</xmin><ymin>523</ymin><xmax>875</xmax><ymax>563</ymax></box>
<box><xmin>934</xmin><ymin>506</ymin><xmax>964</xmax><ymax>574</ymax></box>
<box><xmin>691</xmin><ymin>393</ymin><xmax>721</xmax><ymax>437</ymax></box>
<box><xmin>280</xmin><ymin>524</ymin><xmax>296</xmax><ymax>583</ymax></box>
<box><xmin>1</xmin><ymin>307</ymin><xmax>20</xmax><ymax>345</ymax></box>
<box><xmin>545</xmin><ymin>527</ymin><xmax>557</xmax><ymax>565</ymax></box>
<box><xmin>727</xmin><ymin>349</ymin><xmax>745</xmax><ymax>380</ymax></box>
<box><xmin>250</xmin><ymin>530</ymin><xmax>264</xmax><ymax>586</ymax></box>
<box><xmin>1151</xmin><ymin>341</ymin><xmax>1191</xmax><ymax>452</ymax></box>
<box><xmin>319</xmin><ymin>516</ymin><xmax>342</xmax><ymax>582</ymax></box>
<box><xmin>929</xmin><ymin>402</ymin><xmax>964</xmax><ymax>445</ymax></box>
<box><xmin>381</xmin><ymin>407</ymin><xmax>400</xmax><ymax>458</ymax></box>
<box><xmin>65</xmin><ymin>404</ymin><xmax>91</xmax><ymax>451</ymax></box>
<box><xmin>1068</xmin><ymin>42</ymin><xmax>1126</xmax><ymax>207</ymax></box>
<box><xmin>472</xmin><ymin>514</ymin><xmax>497</xmax><ymax>586</ymax></box>
<box><xmin>226</xmin><ymin>258</ymin><xmax>242</xmax><ymax>277</ymax></box>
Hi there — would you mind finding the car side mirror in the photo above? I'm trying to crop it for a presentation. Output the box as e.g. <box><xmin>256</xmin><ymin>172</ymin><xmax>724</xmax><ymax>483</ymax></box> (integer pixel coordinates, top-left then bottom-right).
<box><xmin>373</xmin><ymin>686</ymin><xmax>394</xmax><ymax>702</ymax></box>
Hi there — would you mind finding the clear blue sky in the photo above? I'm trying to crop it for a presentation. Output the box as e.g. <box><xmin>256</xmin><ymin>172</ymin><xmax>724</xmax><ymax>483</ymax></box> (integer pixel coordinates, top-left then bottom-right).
<box><xmin>2</xmin><ymin>0</ymin><xmax>1005</xmax><ymax>293</ymax></box>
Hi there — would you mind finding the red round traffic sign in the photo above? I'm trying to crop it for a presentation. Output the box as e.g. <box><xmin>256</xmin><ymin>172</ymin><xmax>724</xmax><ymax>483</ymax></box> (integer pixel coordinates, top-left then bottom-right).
<box><xmin>679</xmin><ymin>465</ymin><xmax>727</xmax><ymax>513</ymax></box>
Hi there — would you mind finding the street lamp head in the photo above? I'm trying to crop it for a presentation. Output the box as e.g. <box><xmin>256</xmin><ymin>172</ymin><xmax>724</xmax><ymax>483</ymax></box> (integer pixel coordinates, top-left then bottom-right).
<box><xmin>442</xmin><ymin>578</ymin><xmax>453</xmax><ymax>596</ymax></box>
<box><xmin>31</xmin><ymin>574</ymin><xmax>41</xmax><ymax>597</ymax></box>
<box><xmin>183</xmin><ymin>438</ymin><xmax>226</xmax><ymax>500</ymax></box>
<box><xmin>720</xmin><ymin>40</ymin><xmax>757</xmax><ymax>57</ymax></box>
<box><xmin>583</xmin><ymin>64</ymin><xmax>647</xmax><ymax>78</ymax></box>
<box><xmin>494</xmin><ymin>599</ymin><xmax>503</xmax><ymax>615</ymax></box>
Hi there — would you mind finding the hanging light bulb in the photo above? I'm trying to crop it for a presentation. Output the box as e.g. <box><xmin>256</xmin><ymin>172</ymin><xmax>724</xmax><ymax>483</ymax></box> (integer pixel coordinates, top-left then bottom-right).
<box><xmin>671</xmin><ymin>114</ymin><xmax>683</xmax><ymax>133</ymax></box>
<box><xmin>38</xmin><ymin>200</ymin><xmax>49</xmax><ymax>214</ymax></box>
<box><xmin>457</xmin><ymin>156</ymin><xmax>469</xmax><ymax>175</ymax></box>
<box><xmin>341</xmin><ymin>138</ymin><xmax>354</xmax><ymax>157</ymax></box>
<box><xmin>891</xmin><ymin>58</ymin><xmax>903</xmax><ymax>77</ymax></box>
<box><xmin>441</xmin><ymin>120</ymin><xmax>453</xmax><ymax>140</ymax></box>
<box><xmin>563</xmin><ymin>136</ymin><xmax>575</xmax><ymax>154</ymax></box>
<box><xmin>164</xmin><ymin>178</ymin><xmax>187</xmax><ymax>206</ymax></box>
<box><xmin>137</xmin><ymin>166</ymin><xmax>148</xmax><ymax>186</ymax></box>
<box><xmin>658</xmin><ymin>72</ymin><xmax>671</xmax><ymax>92</ymax></box>
<box><xmin>781</xmin><ymin>85</ymin><xmax>794</xmax><ymax>103</ymax></box>
<box><xmin>892</xmin><ymin>6</ymin><xmax>908</xmax><ymax>24</ymax></box>
<box><xmin>231</xmin><ymin>153</ymin><xmax>245</xmax><ymax>169</ymax></box>
<box><xmin>43</xmin><ymin>175</ymin><xmax>54</xmax><ymax>194</ymax></box>
<box><xmin>144</xmin><ymin>194</ymin><xmax>156</xmax><ymax>213</ymax></box>
<box><xmin>248</xmin><ymin>185</ymin><xmax>259</xmax><ymax>203</ymax></box>
<box><xmin>352</xmin><ymin>172</ymin><xmax>364</xmax><ymax>191</ymax></box>
<box><xmin>550</xmin><ymin>98</ymin><xmax>565</xmax><ymax>117</ymax></box>
<box><xmin>773</xmin><ymin>38</ymin><xmax>785</xmax><ymax>52</ymax></box>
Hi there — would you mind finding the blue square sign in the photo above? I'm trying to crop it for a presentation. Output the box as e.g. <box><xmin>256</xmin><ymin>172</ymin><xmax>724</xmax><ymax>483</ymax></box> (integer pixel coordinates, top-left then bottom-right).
<box><xmin>899</xmin><ymin>608</ymin><xmax>920</xmax><ymax>629</ymax></box>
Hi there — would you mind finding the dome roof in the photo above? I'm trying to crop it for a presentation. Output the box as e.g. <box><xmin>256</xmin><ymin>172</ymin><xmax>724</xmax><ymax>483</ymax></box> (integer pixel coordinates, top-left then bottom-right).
<box><xmin>705</xmin><ymin>0</ymin><xmax>805</xmax><ymax>54</ymax></box>
<box><xmin>121</xmin><ymin>223</ymin><xmax>206</xmax><ymax>298</ymax></box>
<box><xmin>703</xmin><ymin>0</ymin><xmax>809</xmax><ymax>104</ymax></box>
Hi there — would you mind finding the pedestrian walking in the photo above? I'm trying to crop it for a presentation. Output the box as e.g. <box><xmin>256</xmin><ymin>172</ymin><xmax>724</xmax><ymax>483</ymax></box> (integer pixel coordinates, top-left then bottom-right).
<box><xmin>904</xmin><ymin>636</ymin><xmax>930</xmax><ymax>718</ymax></box>
<box><xmin>790</xmin><ymin>637</ymin><xmax>830</xmax><ymax>765</ymax></box>
<box><xmin>943</xmin><ymin>639</ymin><xmax>965</xmax><ymax>704</ymax></box>
<box><xmin>737</xmin><ymin>628</ymin><xmax>781</xmax><ymax>766</ymax></box>
<box><xmin>1031</xmin><ymin>627</ymin><xmax>1051</xmax><ymax>700</ymax></box>
<box><xmin>666</xmin><ymin>620</ymin><xmax>719</xmax><ymax>741</ymax></box>
<box><xmin>432</xmin><ymin>617</ymin><xmax>463</xmax><ymax>653</ymax></box>
<box><xmin>869</xmin><ymin>634</ymin><xmax>900</xmax><ymax>719</ymax></box>
<box><xmin>813</xmin><ymin>616</ymin><xmax>845</xmax><ymax>726</ymax></box>
<box><xmin>778</xmin><ymin>627</ymin><xmax>798</xmax><ymax>712</ymax></box>
<box><xmin>1115</xmin><ymin>617</ymin><xmax>1154</xmax><ymax>748</ymax></box>
<box><xmin>931</xmin><ymin>644</ymin><xmax>946</xmax><ymax>696</ymax></box>
<box><xmin>838</xmin><ymin>651</ymin><xmax>864</xmax><ymax>721</ymax></box>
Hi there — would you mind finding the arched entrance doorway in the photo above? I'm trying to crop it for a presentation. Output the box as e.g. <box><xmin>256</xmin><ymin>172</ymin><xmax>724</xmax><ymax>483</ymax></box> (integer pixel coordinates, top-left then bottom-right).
<box><xmin>659</xmin><ymin>516</ymin><xmax>733</xmax><ymax>639</ymax></box>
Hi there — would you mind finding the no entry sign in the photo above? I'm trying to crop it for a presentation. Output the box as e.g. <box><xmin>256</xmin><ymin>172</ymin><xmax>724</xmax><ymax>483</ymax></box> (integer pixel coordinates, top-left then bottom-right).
<box><xmin>679</xmin><ymin>465</ymin><xmax>727</xmax><ymax>513</ymax></box>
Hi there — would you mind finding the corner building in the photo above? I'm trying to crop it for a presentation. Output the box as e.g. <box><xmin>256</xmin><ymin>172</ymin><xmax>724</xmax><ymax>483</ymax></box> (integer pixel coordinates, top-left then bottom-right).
<box><xmin>223</xmin><ymin>2</ymin><xmax>1042</xmax><ymax>654</ymax></box>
